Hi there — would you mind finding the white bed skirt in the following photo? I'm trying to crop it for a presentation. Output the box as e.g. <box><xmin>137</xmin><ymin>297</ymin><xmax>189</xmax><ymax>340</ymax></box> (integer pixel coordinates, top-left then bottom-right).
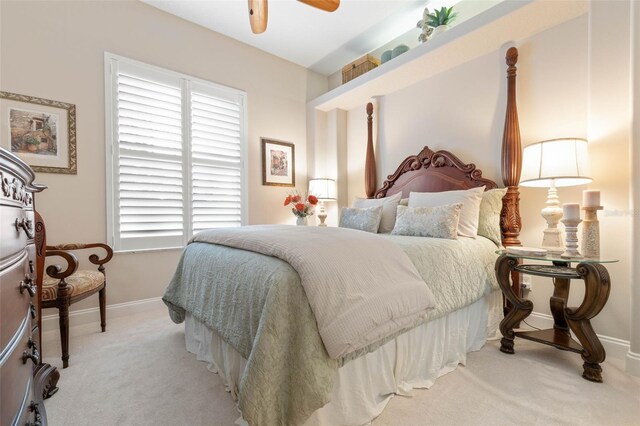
<box><xmin>185</xmin><ymin>290</ymin><xmax>503</xmax><ymax>426</ymax></box>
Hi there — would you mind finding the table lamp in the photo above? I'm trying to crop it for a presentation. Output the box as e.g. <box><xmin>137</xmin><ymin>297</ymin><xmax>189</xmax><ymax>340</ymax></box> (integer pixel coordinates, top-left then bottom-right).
<box><xmin>308</xmin><ymin>178</ymin><xmax>337</xmax><ymax>227</ymax></box>
<box><xmin>519</xmin><ymin>138</ymin><xmax>592</xmax><ymax>254</ymax></box>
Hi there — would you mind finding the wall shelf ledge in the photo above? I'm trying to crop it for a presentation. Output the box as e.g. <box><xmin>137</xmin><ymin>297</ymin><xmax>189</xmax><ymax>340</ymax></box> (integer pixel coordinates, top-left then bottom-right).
<box><xmin>308</xmin><ymin>0</ymin><xmax>587</xmax><ymax>112</ymax></box>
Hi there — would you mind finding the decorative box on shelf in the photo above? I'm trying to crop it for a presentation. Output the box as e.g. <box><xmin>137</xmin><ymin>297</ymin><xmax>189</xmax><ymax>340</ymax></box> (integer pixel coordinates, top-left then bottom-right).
<box><xmin>342</xmin><ymin>54</ymin><xmax>380</xmax><ymax>84</ymax></box>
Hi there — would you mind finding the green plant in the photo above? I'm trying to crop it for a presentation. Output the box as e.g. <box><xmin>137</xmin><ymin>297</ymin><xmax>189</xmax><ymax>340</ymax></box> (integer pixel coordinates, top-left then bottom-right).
<box><xmin>24</xmin><ymin>136</ymin><xmax>40</xmax><ymax>146</ymax></box>
<box><xmin>427</xmin><ymin>6</ymin><xmax>457</xmax><ymax>27</ymax></box>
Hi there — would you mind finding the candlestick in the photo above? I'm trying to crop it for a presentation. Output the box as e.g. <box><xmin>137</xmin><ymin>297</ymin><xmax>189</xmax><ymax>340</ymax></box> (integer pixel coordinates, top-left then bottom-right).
<box><xmin>563</xmin><ymin>203</ymin><xmax>581</xmax><ymax>221</ymax></box>
<box><xmin>582</xmin><ymin>206</ymin><xmax>603</xmax><ymax>258</ymax></box>
<box><xmin>561</xmin><ymin>217</ymin><xmax>583</xmax><ymax>259</ymax></box>
<box><xmin>583</xmin><ymin>190</ymin><xmax>601</xmax><ymax>208</ymax></box>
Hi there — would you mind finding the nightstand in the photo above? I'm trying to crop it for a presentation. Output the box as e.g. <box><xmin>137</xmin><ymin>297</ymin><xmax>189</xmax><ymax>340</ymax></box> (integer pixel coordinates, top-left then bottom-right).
<box><xmin>495</xmin><ymin>251</ymin><xmax>618</xmax><ymax>382</ymax></box>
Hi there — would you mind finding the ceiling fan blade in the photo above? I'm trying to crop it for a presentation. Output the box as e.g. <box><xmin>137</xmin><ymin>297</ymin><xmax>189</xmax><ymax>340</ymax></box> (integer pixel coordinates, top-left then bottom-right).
<box><xmin>297</xmin><ymin>0</ymin><xmax>340</xmax><ymax>12</ymax></box>
<box><xmin>248</xmin><ymin>0</ymin><xmax>268</xmax><ymax>34</ymax></box>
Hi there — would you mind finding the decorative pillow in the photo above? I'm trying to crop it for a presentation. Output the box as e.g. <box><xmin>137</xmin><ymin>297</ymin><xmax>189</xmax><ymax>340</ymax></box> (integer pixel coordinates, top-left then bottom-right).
<box><xmin>408</xmin><ymin>186</ymin><xmax>485</xmax><ymax>237</ymax></box>
<box><xmin>399</xmin><ymin>198</ymin><xmax>409</xmax><ymax>206</ymax></box>
<box><xmin>391</xmin><ymin>204</ymin><xmax>462</xmax><ymax>239</ymax></box>
<box><xmin>477</xmin><ymin>188</ymin><xmax>507</xmax><ymax>246</ymax></box>
<box><xmin>352</xmin><ymin>192</ymin><xmax>402</xmax><ymax>233</ymax></box>
<box><xmin>339</xmin><ymin>206</ymin><xmax>384</xmax><ymax>233</ymax></box>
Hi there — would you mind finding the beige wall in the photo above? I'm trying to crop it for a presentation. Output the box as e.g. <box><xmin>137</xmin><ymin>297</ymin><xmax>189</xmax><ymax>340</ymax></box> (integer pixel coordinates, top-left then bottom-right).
<box><xmin>342</xmin><ymin>13</ymin><xmax>633</xmax><ymax>342</ymax></box>
<box><xmin>0</xmin><ymin>0</ymin><xmax>328</xmax><ymax>313</ymax></box>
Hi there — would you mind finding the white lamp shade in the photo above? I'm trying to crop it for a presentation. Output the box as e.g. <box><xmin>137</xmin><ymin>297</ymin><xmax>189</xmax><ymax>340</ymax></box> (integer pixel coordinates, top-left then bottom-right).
<box><xmin>308</xmin><ymin>178</ymin><xmax>337</xmax><ymax>200</ymax></box>
<box><xmin>520</xmin><ymin>138</ymin><xmax>592</xmax><ymax>188</ymax></box>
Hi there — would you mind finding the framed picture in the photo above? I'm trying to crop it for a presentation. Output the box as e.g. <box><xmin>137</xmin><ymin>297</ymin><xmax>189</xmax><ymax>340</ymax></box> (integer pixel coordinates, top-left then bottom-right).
<box><xmin>261</xmin><ymin>138</ymin><xmax>295</xmax><ymax>187</ymax></box>
<box><xmin>0</xmin><ymin>91</ymin><xmax>77</xmax><ymax>174</ymax></box>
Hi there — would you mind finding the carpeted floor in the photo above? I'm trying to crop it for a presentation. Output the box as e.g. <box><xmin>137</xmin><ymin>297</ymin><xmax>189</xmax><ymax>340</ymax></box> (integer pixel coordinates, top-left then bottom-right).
<box><xmin>42</xmin><ymin>309</ymin><xmax>640</xmax><ymax>426</ymax></box>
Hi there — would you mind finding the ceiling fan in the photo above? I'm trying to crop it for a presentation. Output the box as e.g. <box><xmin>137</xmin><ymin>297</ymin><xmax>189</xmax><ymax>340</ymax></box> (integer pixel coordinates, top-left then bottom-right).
<box><xmin>247</xmin><ymin>0</ymin><xmax>340</xmax><ymax>34</ymax></box>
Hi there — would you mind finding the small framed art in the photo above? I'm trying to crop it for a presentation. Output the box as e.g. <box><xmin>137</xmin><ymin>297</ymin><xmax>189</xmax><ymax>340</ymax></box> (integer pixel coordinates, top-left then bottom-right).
<box><xmin>0</xmin><ymin>91</ymin><xmax>77</xmax><ymax>174</ymax></box>
<box><xmin>261</xmin><ymin>138</ymin><xmax>295</xmax><ymax>187</ymax></box>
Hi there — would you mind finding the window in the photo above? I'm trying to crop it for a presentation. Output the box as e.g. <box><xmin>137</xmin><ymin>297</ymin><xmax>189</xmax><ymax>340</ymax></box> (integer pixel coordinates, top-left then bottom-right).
<box><xmin>105</xmin><ymin>53</ymin><xmax>247</xmax><ymax>252</ymax></box>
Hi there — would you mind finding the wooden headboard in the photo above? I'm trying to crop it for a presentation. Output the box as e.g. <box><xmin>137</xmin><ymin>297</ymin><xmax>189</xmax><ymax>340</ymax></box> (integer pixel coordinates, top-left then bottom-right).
<box><xmin>363</xmin><ymin>47</ymin><xmax>522</xmax><ymax>251</ymax></box>
<box><xmin>373</xmin><ymin>147</ymin><xmax>497</xmax><ymax>199</ymax></box>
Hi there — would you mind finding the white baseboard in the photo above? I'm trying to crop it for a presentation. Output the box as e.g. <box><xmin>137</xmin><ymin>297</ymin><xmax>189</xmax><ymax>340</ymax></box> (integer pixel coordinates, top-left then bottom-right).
<box><xmin>526</xmin><ymin>312</ymin><xmax>630</xmax><ymax>362</ymax></box>
<box><xmin>41</xmin><ymin>297</ymin><xmax>164</xmax><ymax>334</ymax></box>
<box><xmin>626</xmin><ymin>351</ymin><xmax>640</xmax><ymax>377</ymax></box>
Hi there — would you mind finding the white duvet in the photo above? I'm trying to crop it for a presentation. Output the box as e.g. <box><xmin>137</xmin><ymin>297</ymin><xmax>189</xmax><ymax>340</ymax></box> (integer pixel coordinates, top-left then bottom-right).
<box><xmin>190</xmin><ymin>225</ymin><xmax>436</xmax><ymax>359</ymax></box>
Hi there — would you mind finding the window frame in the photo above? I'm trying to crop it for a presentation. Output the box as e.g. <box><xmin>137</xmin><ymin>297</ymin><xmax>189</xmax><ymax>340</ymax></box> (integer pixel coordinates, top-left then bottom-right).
<box><xmin>104</xmin><ymin>52</ymin><xmax>248</xmax><ymax>253</ymax></box>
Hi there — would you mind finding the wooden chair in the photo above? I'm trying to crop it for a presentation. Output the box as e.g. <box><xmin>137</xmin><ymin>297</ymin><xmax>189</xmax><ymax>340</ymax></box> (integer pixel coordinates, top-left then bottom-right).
<box><xmin>36</xmin><ymin>217</ymin><xmax>113</xmax><ymax>368</ymax></box>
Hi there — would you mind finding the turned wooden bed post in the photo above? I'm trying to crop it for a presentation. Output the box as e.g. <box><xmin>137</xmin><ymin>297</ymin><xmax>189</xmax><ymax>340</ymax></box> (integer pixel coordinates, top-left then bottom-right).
<box><xmin>501</xmin><ymin>47</ymin><xmax>523</xmax><ymax>302</ymax></box>
<box><xmin>365</xmin><ymin>102</ymin><xmax>377</xmax><ymax>198</ymax></box>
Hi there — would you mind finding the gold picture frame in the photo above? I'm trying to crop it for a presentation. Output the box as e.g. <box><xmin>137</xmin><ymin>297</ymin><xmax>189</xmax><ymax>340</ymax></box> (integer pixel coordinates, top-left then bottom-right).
<box><xmin>261</xmin><ymin>138</ymin><xmax>295</xmax><ymax>187</ymax></box>
<box><xmin>1</xmin><ymin>91</ymin><xmax>77</xmax><ymax>174</ymax></box>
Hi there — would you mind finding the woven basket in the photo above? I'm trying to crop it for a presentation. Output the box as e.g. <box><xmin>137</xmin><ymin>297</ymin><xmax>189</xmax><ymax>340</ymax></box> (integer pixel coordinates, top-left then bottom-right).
<box><xmin>342</xmin><ymin>54</ymin><xmax>380</xmax><ymax>84</ymax></box>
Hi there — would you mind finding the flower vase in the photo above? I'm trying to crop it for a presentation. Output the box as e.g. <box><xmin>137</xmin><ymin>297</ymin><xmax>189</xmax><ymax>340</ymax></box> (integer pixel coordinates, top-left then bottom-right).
<box><xmin>296</xmin><ymin>216</ymin><xmax>308</xmax><ymax>226</ymax></box>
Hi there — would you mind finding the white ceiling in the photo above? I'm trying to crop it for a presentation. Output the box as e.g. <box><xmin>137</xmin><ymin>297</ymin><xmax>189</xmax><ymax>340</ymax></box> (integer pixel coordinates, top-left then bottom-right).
<box><xmin>142</xmin><ymin>0</ymin><xmax>435</xmax><ymax>75</ymax></box>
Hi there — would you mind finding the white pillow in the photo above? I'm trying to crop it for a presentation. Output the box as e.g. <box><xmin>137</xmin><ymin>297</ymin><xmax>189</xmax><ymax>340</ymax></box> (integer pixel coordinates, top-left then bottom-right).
<box><xmin>408</xmin><ymin>186</ymin><xmax>485</xmax><ymax>237</ymax></box>
<box><xmin>477</xmin><ymin>188</ymin><xmax>507</xmax><ymax>246</ymax></box>
<box><xmin>391</xmin><ymin>204</ymin><xmax>461</xmax><ymax>239</ymax></box>
<box><xmin>352</xmin><ymin>192</ymin><xmax>402</xmax><ymax>233</ymax></box>
<box><xmin>339</xmin><ymin>206</ymin><xmax>383</xmax><ymax>233</ymax></box>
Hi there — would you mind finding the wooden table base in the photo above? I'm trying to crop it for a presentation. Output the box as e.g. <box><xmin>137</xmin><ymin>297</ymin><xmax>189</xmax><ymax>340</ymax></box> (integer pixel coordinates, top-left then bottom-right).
<box><xmin>496</xmin><ymin>254</ymin><xmax>611</xmax><ymax>382</ymax></box>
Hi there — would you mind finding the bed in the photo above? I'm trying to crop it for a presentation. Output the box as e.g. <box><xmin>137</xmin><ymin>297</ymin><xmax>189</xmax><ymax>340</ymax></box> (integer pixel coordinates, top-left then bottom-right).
<box><xmin>163</xmin><ymin>48</ymin><xmax>524</xmax><ymax>425</ymax></box>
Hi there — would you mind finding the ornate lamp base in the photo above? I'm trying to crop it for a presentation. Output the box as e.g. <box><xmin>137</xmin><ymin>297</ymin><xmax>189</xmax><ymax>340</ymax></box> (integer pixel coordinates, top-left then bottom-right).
<box><xmin>540</xmin><ymin>183</ymin><xmax>564</xmax><ymax>254</ymax></box>
<box><xmin>542</xmin><ymin>228</ymin><xmax>564</xmax><ymax>254</ymax></box>
<box><xmin>317</xmin><ymin>201</ymin><xmax>327</xmax><ymax>227</ymax></box>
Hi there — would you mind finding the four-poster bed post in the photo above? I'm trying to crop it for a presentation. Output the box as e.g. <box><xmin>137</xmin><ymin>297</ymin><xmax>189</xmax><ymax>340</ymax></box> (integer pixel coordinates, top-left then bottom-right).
<box><xmin>500</xmin><ymin>47</ymin><xmax>523</xmax><ymax>249</ymax></box>
<box><xmin>500</xmin><ymin>47</ymin><xmax>523</xmax><ymax>302</ymax></box>
<box><xmin>363</xmin><ymin>47</ymin><xmax>523</xmax><ymax>296</ymax></box>
<box><xmin>365</xmin><ymin>102</ymin><xmax>376</xmax><ymax>198</ymax></box>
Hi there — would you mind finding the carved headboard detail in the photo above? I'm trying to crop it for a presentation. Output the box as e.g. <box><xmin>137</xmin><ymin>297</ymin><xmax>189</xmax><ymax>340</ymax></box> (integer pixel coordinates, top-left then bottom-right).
<box><xmin>373</xmin><ymin>146</ymin><xmax>497</xmax><ymax>199</ymax></box>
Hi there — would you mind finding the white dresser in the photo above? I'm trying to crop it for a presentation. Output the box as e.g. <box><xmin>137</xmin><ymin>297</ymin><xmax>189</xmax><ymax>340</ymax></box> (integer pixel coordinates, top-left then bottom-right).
<box><xmin>0</xmin><ymin>147</ymin><xmax>57</xmax><ymax>426</ymax></box>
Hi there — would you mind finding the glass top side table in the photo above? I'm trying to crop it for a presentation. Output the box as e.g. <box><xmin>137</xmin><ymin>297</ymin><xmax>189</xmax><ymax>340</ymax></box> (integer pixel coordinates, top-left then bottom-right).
<box><xmin>495</xmin><ymin>251</ymin><xmax>618</xmax><ymax>382</ymax></box>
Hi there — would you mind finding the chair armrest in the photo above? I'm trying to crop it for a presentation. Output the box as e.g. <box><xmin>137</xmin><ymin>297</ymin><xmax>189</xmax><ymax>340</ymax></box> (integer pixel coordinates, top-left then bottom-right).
<box><xmin>45</xmin><ymin>250</ymin><xmax>79</xmax><ymax>281</ymax></box>
<box><xmin>46</xmin><ymin>243</ymin><xmax>114</xmax><ymax>266</ymax></box>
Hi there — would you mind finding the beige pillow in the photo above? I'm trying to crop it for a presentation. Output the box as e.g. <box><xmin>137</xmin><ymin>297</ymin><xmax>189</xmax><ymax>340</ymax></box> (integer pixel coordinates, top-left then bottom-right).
<box><xmin>391</xmin><ymin>204</ymin><xmax>462</xmax><ymax>239</ymax></box>
<box><xmin>339</xmin><ymin>206</ymin><xmax>384</xmax><ymax>233</ymax></box>
<box><xmin>352</xmin><ymin>192</ymin><xmax>402</xmax><ymax>233</ymax></box>
<box><xmin>408</xmin><ymin>186</ymin><xmax>485</xmax><ymax>237</ymax></box>
<box><xmin>477</xmin><ymin>188</ymin><xmax>507</xmax><ymax>246</ymax></box>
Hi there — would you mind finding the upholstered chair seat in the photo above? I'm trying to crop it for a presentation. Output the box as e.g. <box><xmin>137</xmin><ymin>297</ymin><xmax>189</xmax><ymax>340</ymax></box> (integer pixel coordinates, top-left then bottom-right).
<box><xmin>36</xmin><ymin>229</ymin><xmax>114</xmax><ymax>369</ymax></box>
<box><xmin>42</xmin><ymin>270</ymin><xmax>105</xmax><ymax>301</ymax></box>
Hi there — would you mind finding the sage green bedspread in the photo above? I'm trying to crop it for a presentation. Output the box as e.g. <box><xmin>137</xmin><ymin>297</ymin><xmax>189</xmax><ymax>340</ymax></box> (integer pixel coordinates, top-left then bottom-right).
<box><xmin>163</xmin><ymin>234</ymin><xmax>499</xmax><ymax>425</ymax></box>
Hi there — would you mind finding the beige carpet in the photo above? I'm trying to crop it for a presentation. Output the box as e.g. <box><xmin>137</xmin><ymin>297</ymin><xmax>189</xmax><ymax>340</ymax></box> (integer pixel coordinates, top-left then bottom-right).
<box><xmin>42</xmin><ymin>309</ymin><xmax>640</xmax><ymax>426</ymax></box>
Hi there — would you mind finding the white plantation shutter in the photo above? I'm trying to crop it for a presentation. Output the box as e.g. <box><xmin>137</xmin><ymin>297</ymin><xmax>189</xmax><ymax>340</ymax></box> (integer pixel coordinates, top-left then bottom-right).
<box><xmin>191</xmin><ymin>86</ymin><xmax>243</xmax><ymax>233</ymax></box>
<box><xmin>115</xmin><ymin>67</ymin><xmax>185</xmax><ymax>250</ymax></box>
<box><xmin>106</xmin><ymin>54</ymin><xmax>246</xmax><ymax>252</ymax></box>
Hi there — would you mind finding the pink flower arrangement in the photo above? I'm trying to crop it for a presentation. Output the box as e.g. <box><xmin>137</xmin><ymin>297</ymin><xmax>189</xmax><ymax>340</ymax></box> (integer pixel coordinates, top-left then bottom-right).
<box><xmin>284</xmin><ymin>190</ymin><xmax>318</xmax><ymax>218</ymax></box>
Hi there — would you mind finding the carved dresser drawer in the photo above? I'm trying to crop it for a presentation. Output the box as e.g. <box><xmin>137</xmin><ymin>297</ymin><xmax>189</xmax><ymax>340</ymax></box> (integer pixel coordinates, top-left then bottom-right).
<box><xmin>0</xmin><ymin>249</ymin><xmax>35</xmax><ymax>350</ymax></box>
<box><xmin>1</xmin><ymin>148</ymin><xmax>53</xmax><ymax>426</ymax></box>
<box><xmin>0</xmin><ymin>317</ymin><xmax>38</xmax><ymax>426</ymax></box>
<box><xmin>0</xmin><ymin>206</ymin><xmax>34</xmax><ymax>261</ymax></box>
